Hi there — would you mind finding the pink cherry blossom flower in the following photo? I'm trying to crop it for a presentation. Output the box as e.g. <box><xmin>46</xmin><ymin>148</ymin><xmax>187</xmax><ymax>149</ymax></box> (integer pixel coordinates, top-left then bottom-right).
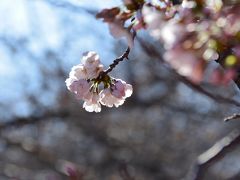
<box><xmin>143</xmin><ymin>5</ymin><xmax>185</xmax><ymax>48</ymax></box>
<box><xmin>100</xmin><ymin>88</ymin><xmax>125</xmax><ymax>107</ymax></box>
<box><xmin>83</xmin><ymin>92</ymin><xmax>101</xmax><ymax>112</ymax></box>
<box><xmin>81</xmin><ymin>51</ymin><xmax>104</xmax><ymax>79</ymax></box>
<box><xmin>100</xmin><ymin>79</ymin><xmax>133</xmax><ymax>107</ymax></box>
<box><xmin>69</xmin><ymin>65</ymin><xmax>87</xmax><ymax>80</ymax></box>
<box><xmin>66</xmin><ymin>79</ymin><xmax>91</xmax><ymax>100</ymax></box>
<box><xmin>160</xmin><ymin>20</ymin><xmax>185</xmax><ymax>49</ymax></box>
<box><xmin>112</xmin><ymin>79</ymin><xmax>132</xmax><ymax>98</ymax></box>
<box><xmin>65</xmin><ymin>77</ymin><xmax>77</xmax><ymax>91</ymax></box>
<box><xmin>223</xmin><ymin>8</ymin><xmax>240</xmax><ymax>36</ymax></box>
<box><xmin>164</xmin><ymin>47</ymin><xmax>204</xmax><ymax>83</ymax></box>
<box><xmin>112</xmin><ymin>81</ymin><xmax>125</xmax><ymax>98</ymax></box>
<box><xmin>82</xmin><ymin>51</ymin><xmax>100</xmax><ymax>68</ymax></box>
<box><xmin>142</xmin><ymin>5</ymin><xmax>164</xmax><ymax>39</ymax></box>
<box><xmin>164</xmin><ymin>48</ymin><xmax>196</xmax><ymax>77</ymax></box>
<box><xmin>66</xmin><ymin>51</ymin><xmax>133</xmax><ymax>112</ymax></box>
<box><xmin>64</xmin><ymin>163</ymin><xmax>78</xmax><ymax>178</ymax></box>
<box><xmin>86</xmin><ymin>64</ymin><xmax>104</xmax><ymax>80</ymax></box>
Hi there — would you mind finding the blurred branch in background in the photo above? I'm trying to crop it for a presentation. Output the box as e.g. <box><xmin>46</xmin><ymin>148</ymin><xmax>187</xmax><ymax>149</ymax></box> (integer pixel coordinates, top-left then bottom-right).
<box><xmin>224</xmin><ymin>113</ymin><xmax>240</xmax><ymax>122</ymax></box>
<box><xmin>186</xmin><ymin>129</ymin><xmax>240</xmax><ymax>180</ymax></box>
<box><xmin>136</xmin><ymin>36</ymin><xmax>240</xmax><ymax>108</ymax></box>
<box><xmin>43</xmin><ymin>0</ymin><xmax>98</xmax><ymax>15</ymax></box>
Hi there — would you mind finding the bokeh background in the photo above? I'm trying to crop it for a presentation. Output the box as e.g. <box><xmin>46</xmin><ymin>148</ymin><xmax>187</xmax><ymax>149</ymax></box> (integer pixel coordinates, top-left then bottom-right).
<box><xmin>1</xmin><ymin>0</ymin><xmax>240</xmax><ymax>179</ymax></box>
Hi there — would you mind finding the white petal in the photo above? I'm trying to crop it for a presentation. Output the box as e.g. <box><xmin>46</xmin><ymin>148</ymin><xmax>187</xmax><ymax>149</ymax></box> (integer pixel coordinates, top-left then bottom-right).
<box><xmin>124</xmin><ymin>84</ymin><xmax>133</xmax><ymax>98</ymax></box>
<box><xmin>81</xmin><ymin>51</ymin><xmax>100</xmax><ymax>66</ymax></box>
<box><xmin>114</xmin><ymin>98</ymin><xmax>125</xmax><ymax>107</ymax></box>
<box><xmin>83</xmin><ymin>101</ymin><xmax>101</xmax><ymax>113</ymax></box>
<box><xmin>69</xmin><ymin>65</ymin><xmax>88</xmax><ymax>80</ymax></box>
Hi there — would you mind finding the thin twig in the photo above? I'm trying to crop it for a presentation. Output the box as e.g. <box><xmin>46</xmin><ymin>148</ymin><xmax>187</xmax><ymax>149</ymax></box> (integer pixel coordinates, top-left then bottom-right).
<box><xmin>97</xmin><ymin>32</ymin><xmax>136</xmax><ymax>81</ymax></box>
<box><xmin>104</xmin><ymin>47</ymin><xmax>130</xmax><ymax>75</ymax></box>
<box><xmin>185</xmin><ymin>129</ymin><xmax>240</xmax><ymax>180</ymax></box>
<box><xmin>104</xmin><ymin>31</ymin><xmax>136</xmax><ymax>76</ymax></box>
<box><xmin>95</xmin><ymin>47</ymin><xmax>131</xmax><ymax>82</ymax></box>
<box><xmin>224</xmin><ymin>113</ymin><xmax>240</xmax><ymax>122</ymax></box>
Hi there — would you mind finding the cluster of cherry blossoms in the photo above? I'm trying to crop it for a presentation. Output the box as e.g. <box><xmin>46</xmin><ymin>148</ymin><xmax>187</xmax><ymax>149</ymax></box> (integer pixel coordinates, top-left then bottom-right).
<box><xmin>96</xmin><ymin>0</ymin><xmax>240</xmax><ymax>85</ymax></box>
<box><xmin>142</xmin><ymin>0</ymin><xmax>240</xmax><ymax>84</ymax></box>
<box><xmin>65</xmin><ymin>52</ymin><xmax>133</xmax><ymax>113</ymax></box>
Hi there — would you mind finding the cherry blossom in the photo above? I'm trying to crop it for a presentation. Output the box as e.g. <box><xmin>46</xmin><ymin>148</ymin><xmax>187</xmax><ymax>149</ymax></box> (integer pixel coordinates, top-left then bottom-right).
<box><xmin>66</xmin><ymin>52</ymin><xmax>133</xmax><ymax>113</ymax></box>
<box><xmin>100</xmin><ymin>79</ymin><xmax>133</xmax><ymax>107</ymax></box>
<box><xmin>160</xmin><ymin>20</ymin><xmax>185</xmax><ymax>49</ymax></box>
<box><xmin>68</xmin><ymin>65</ymin><xmax>87</xmax><ymax>80</ymax></box>
<box><xmin>96</xmin><ymin>6</ymin><xmax>134</xmax><ymax>48</ymax></box>
<box><xmin>83</xmin><ymin>92</ymin><xmax>102</xmax><ymax>113</ymax></box>
<box><xmin>112</xmin><ymin>79</ymin><xmax>132</xmax><ymax>99</ymax></box>
<box><xmin>66</xmin><ymin>79</ymin><xmax>90</xmax><ymax>100</ymax></box>
<box><xmin>100</xmin><ymin>88</ymin><xmax>125</xmax><ymax>107</ymax></box>
<box><xmin>164</xmin><ymin>47</ymin><xmax>204</xmax><ymax>83</ymax></box>
<box><xmin>142</xmin><ymin>5</ymin><xmax>164</xmax><ymax>39</ymax></box>
<box><xmin>82</xmin><ymin>51</ymin><xmax>100</xmax><ymax>68</ymax></box>
<box><xmin>81</xmin><ymin>51</ymin><xmax>104</xmax><ymax>79</ymax></box>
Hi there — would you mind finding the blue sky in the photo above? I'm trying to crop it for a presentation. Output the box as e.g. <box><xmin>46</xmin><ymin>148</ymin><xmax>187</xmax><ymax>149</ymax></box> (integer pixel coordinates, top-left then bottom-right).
<box><xmin>0</xmin><ymin>0</ymin><xmax>123</xmax><ymax>118</ymax></box>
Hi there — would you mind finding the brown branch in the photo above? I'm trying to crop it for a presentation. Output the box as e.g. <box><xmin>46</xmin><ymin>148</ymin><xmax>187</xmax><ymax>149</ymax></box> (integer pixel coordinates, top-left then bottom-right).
<box><xmin>179</xmin><ymin>76</ymin><xmax>240</xmax><ymax>107</ymax></box>
<box><xmin>136</xmin><ymin>37</ymin><xmax>240</xmax><ymax>108</ymax></box>
<box><xmin>96</xmin><ymin>37</ymin><xmax>135</xmax><ymax>82</ymax></box>
<box><xmin>43</xmin><ymin>0</ymin><xmax>97</xmax><ymax>15</ymax></box>
<box><xmin>0</xmin><ymin>111</ymin><xmax>69</xmax><ymax>132</ymax></box>
<box><xmin>104</xmin><ymin>47</ymin><xmax>130</xmax><ymax>75</ymax></box>
<box><xmin>185</xmin><ymin>129</ymin><xmax>240</xmax><ymax>180</ymax></box>
<box><xmin>224</xmin><ymin>113</ymin><xmax>240</xmax><ymax>122</ymax></box>
<box><xmin>103</xmin><ymin>31</ymin><xmax>136</xmax><ymax>76</ymax></box>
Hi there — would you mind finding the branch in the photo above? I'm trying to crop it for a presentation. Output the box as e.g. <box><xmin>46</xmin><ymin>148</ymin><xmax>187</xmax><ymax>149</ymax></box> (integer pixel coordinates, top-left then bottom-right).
<box><xmin>102</xmin><ymin>31</ymin><xmax>136</xmax><ymax>76</ymax></box>
<box><xmin>43</xmin><ymin>0</ymin><xmax>97</xmax><ymax>15</ymax></box>
<box><xmin>96</xmin><ymin>43</ymin><xmax>132</xmax><ymax>81</ymax></box>
<box><xmin>104</xmin><ymin>47</ymin><xmax>130</xmax><ymax>75</ymax></box>
<box><xmin>224</xmin><ymin>113</ymin><xmax>240</xmax><ymax>122</ymax></box>
<box><xmin>136</xmin><ymin>37</ymin><xmax>240</xmax><ymax>108</ymax></box>
<box><xmin>0</xmin><ymin>111</ymin><xmax>69</xmax><ymax>132</ymax></box>
<box><xmin>185</xmin><ymin>129</ymin><xmax>240</xmax><ymax>180</ymax></box>
<box><xmin>179</xmin><ymin>76</ymin><xmax>240</xmax><ymax>107</ymax></box>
